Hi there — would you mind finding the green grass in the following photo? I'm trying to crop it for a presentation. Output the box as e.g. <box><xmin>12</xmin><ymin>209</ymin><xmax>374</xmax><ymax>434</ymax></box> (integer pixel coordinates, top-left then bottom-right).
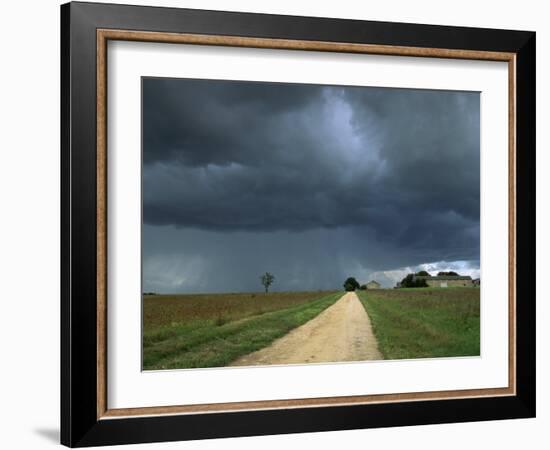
<box><xmin>357</xmin><ymin>288</ymin><xmax>480</xmax><ymax>360</ymax></box>
<box><xmin>143</xmin><ymin>291</ymin><xmax>341</xmax><ymax>370</ymax></box>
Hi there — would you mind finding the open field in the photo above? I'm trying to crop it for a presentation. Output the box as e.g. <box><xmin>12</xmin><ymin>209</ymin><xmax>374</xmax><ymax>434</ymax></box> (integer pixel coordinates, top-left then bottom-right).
<box><xmin>143</xmin><ymin>287</ymin><xmax>480</xmax><ymax>370</ymax></box>
<box><xmin>143</xmin><ymin>291</ymin><xmax>340</xmax><ymax>370</ymax></box>
<box><xmin>357</xmin><ymin>288</ymin><xmax>480</xmax><ymax>360</ymax></box>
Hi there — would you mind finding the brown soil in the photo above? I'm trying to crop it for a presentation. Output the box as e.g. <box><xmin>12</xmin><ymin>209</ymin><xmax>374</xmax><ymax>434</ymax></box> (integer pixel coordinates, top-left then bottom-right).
<box><xmin>230</xmin><ymin>292</ymin><xmax>382</xmax><ymax>366</ymax></box>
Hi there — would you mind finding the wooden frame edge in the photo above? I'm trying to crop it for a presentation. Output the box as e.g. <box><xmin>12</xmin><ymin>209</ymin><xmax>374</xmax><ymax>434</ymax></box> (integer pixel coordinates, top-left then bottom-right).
<box><xmin>100</xmin><ymin>387</ymin><xmax>515</xmax><ymax>419</ymax></box>
<box><xmin>508</xmin><ymin>55</ymin><xmax>517</xmax><ymax>395</ymax></box>
<box><xmin>97</xmin><ymin>29</ymin><xmax>108</xmax><ymax>419</ymax></box>
<box><xmin>98</xmin><ymin>28</ymin><xmax>515</xmax><ymax>61</ymax></box>
<box><xmin>95</xmin><ymin>28</ymin><xmax>517</xmax><ymax>421</ymax></box>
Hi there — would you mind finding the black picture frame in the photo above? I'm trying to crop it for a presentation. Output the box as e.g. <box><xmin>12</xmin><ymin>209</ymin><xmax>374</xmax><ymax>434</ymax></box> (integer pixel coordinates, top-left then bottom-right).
<box><xmin>61</xmin><ymin>1</ymin><xmax>536</xmax><ymax>447</ymax></box>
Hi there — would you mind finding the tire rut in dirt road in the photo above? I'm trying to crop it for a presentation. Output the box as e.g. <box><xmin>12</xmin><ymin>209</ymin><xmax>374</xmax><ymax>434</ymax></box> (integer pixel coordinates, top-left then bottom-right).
<box><xmin>230</xmin><ymin>292</ymin><xmax>382</xmax><ymax>366</ymax></box>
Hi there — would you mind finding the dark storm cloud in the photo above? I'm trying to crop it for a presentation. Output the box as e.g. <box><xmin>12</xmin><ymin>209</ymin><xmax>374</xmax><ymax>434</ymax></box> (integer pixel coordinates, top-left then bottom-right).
<box><xmin>143</xmin><ymin>78</ymin><xmax>321</xmax><ymax>167</ymax></box>
<box><xmin>142</xmin><ymin>77</ymin><xmax>480</xmax><ymax>292</ymax></box>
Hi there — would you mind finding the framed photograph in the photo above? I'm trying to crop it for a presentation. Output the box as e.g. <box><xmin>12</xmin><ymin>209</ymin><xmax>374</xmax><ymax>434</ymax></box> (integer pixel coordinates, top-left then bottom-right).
<box><xmin>61</xmin><ymin>1</ymin><xmax>536</xmax><ymax>447</ymax></box>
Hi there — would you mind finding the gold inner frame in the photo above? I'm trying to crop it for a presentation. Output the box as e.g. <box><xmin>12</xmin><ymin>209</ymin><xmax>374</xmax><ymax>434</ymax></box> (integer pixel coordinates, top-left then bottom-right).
<box><xmin>96</xmin><ymin>29</ymin><xmax>517</xmax><ymax>420</ymax></box>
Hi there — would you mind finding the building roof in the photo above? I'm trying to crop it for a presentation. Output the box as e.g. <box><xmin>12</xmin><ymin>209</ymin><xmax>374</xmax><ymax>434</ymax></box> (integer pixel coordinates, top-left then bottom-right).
<box><xmin>414</xmin><ymin>275</ymin><xmax>472</xmax><ymax>281</ymax></box>
<box><xmin>366</xmin><ymin>280</ymin><xmax>380</xmax><ymax>284</ymax></box>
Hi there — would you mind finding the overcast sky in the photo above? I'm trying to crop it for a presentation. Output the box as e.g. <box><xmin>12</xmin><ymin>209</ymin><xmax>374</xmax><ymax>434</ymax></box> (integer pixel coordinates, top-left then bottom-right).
<box><xmin>142</xmin><ymin>77</ymin><xmax>480</xmax><ymax>292</ymax></box>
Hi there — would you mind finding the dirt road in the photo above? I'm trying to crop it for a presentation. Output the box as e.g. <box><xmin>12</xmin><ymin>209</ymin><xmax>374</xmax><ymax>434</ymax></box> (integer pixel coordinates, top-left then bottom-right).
<box><xmin>230</xmin><ymin>292</ymin><xmax>382</xmax><ymax>366</ymax></box>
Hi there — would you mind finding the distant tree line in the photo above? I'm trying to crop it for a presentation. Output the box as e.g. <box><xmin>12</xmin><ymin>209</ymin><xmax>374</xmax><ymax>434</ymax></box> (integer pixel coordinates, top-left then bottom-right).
<box><xmin>400</xmin><ymin>274</ymin><xmax>428</xmax><ymax>288</ymax></box>
<box><xmin>399</xmin><ymin>270</ymin><xmax>462</xmax><ymax>288</ymax></box>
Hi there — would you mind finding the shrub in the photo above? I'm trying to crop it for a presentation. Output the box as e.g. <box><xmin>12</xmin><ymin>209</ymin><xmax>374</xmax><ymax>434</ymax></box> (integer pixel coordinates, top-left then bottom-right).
<box><xmin>214</xmin><ymin>315</ymin><xmax>228</xmax><ymax>326</ymax></box>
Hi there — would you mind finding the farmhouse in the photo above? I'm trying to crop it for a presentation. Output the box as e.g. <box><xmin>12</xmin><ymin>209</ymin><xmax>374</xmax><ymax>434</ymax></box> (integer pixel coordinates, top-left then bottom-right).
<box><xmin>413</xmin><ymin>274</ymin><xmax>473</xmax><ymax>288</ymax></box>
<box><xmin>365</xmin><ymin>280</ymin><xmax>381</xmax><ymax>289</ymax></box>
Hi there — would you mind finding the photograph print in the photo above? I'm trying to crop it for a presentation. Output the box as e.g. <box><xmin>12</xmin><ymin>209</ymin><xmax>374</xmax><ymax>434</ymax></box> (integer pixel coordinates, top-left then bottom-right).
<box><xmin>142</xmin><ymin>77</ymin><xmax>481</xmax><ymax>371</ymax></box>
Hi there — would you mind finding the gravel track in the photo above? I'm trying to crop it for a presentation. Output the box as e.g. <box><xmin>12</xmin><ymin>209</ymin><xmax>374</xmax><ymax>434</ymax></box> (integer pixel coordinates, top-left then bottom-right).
<box><xmin>230</xmin><ymin>292</ymin><xmax>382</xmax><ymax>366</ymax></box>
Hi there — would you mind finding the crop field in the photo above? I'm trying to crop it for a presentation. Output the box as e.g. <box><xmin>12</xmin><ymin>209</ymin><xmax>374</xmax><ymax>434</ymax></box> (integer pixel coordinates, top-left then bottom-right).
<box><xmin>357</xmin><ymin>288</ymin><xmax>480</xmax><ymax>360</ymax></box>
<box><xmin>143</xmin><ymin>291</ymin><xmax>340</xmax><ymax>370</ymax></box>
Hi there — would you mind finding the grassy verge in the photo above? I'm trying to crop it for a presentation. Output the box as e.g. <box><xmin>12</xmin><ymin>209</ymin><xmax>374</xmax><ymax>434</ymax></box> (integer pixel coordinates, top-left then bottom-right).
<box><xmin>357</xmin><ymin>288</ymin><xmax>479</xmax><ymax>360</ymax></box>
<box><xmin>143</xmin><ymin>292</ymin><xmax>342</xmax><ymax>370</ymax></box>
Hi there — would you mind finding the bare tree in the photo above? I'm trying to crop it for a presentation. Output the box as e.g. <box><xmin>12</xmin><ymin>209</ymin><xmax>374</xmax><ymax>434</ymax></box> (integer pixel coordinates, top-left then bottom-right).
<box><xmin>260</xmin><ymin>272</ymin><xmax>275</xmax><ymax>293</ymax></box>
